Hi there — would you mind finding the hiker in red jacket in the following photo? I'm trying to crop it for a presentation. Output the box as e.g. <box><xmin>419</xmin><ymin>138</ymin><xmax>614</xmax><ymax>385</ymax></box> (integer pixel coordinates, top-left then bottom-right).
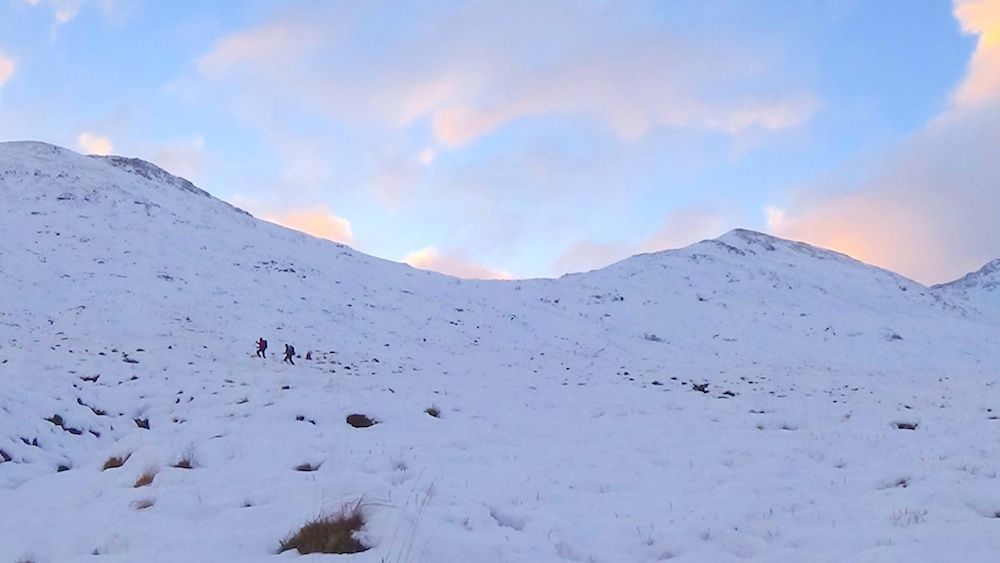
<box><xmin>256</xmin><ymin>337</ymin><xmax>268</xmax><ymax>358</ymax></box>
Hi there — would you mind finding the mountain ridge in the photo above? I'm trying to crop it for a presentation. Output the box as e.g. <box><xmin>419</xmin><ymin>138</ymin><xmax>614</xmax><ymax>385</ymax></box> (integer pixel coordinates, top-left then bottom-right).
<box><xmin>2</xmin><ymin>140</ymin><xmax>990</xmax><ymax>288</ymax></box>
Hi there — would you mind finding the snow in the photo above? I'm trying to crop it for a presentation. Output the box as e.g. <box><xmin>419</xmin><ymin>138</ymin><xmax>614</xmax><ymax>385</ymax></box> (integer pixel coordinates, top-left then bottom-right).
<box><xmin>3</xmin><ymin>141</ymin><xmax>1000</xmax><ymax>562</ymax></box>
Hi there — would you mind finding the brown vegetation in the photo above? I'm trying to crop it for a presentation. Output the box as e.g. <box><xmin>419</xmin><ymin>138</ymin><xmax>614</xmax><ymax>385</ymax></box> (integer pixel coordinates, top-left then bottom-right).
<box><xmin>102</xmin><ymin>454</ymin><xmax>130</xmax><ymax>471</ymax></box>
<box><xmin>278</xmin><ymin>501</ymin><xmax>369</xmax><ymax>555</ymax></box>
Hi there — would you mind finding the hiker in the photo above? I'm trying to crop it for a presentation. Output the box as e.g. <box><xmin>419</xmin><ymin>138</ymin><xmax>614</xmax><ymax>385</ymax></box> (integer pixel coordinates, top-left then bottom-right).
<box><xmin>256</xmin><ymin>337</ymin><xmax>268</xmax><ymax>358</ymax></box>
<box><xmin>283</xmin><ymin>344</ymin><xmax>295</xmax><ymax>365</ymax></box>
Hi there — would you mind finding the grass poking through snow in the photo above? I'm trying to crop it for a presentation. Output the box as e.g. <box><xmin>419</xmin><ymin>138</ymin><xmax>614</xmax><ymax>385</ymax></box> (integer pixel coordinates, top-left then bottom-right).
<box><xmin>102</xmin><ymin>454</ymin><xmax>130</xmax><ymax>471</ymax></box>
<box><xmin>278</xmin><ymin>500</ymin><xmax>369</xmax><ymax>555</ymax></box>
<box><xmin>133</xmin><ymin>470</ymin><xmax>156</xmax><ymax>488</ymax></box>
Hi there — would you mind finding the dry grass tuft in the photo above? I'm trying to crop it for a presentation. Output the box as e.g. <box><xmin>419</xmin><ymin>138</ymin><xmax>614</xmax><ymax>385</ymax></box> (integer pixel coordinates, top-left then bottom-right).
<box><xmin>133</xmin><ymin>470</ymin><xmax>157</xmax><ymax>488</ymax></box>
<box><xmin>172</xmin><ymin>446</ymin><xmax>197</xmax><ymax>469</ymax></box>
<box><xmin>173</xmin><ymin>457</ymin><xmax>194</xmax><ymax>469</ymax></box>
<box><xmin>173</xmin><ymin>452</ymin><xmax>196</xmax><ymax>469</ymax></box>
<box><xmin>278</xmin><ymin>501</ymin><xmax>369</xmax><ymax>555</ymax></box>
<box><xmin>102</xmin><ymin>454</ymin><xmax>131</xmax><ymax>471</ymax></box>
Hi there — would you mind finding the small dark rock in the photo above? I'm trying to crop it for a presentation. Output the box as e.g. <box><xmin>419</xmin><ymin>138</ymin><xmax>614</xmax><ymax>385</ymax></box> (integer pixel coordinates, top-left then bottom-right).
<box><xmin>346</xmin><ymin>414</ymin><xmax>377</xmax><ymax>428</ymax></box>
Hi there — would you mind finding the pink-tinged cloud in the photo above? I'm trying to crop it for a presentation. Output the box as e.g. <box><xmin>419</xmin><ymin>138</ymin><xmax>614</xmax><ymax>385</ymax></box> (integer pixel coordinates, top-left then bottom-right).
<box><xmin>0</xmin><ymin>53</ymin><xmax>15</xmax><ymax>88</ymax></box>
<box><xmin>196</xmin><ymin>21</ymin><xmax>325</xmax><ymax>79</ymax></box>
<box><xmin>191</xmin><ymin>4</ymin><xmax>819</xmax><ymax>148</ymax></box>
<box><xmin>771</xmin><ymin>103</ymin><xmax>1000</xmax><ymax>284</ymax></box>
<box><xmin>767</xmin><ymin>1</ymin><xmax>1000</xmax><ymax>284</ymax></box>
<box><xmin>767</xmin><ymin>0</ymin><xmax>1000</xmax><ymax>283</ymax></box>
<box><xmin>254</xmin><ymin>205</ymin><xmax>354</xmax><ymax>244</ymax></box>
<box><xmin>403</xmin><ymin>247</ymin><xmax>512</xmax><ymax>280</ymax></box>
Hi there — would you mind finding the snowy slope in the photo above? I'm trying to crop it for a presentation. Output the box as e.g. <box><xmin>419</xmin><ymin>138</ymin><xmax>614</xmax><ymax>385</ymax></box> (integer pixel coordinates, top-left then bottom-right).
<box><xmin>933</xmin><ymin>259</ymin><xmax>1000</xmax><ymax>316</ymax></box>
<box><xmin>3</xmin><ymin>141</ymin><xmax>1000</xmax><ymax>562</ymax></box>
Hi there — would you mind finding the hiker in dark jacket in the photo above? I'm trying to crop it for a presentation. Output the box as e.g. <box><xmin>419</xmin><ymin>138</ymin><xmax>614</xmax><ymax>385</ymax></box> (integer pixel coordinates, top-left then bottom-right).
<box><xmin>283</xmin><ymin>344</ymin><xmax>295</xmax><ymax>365</ymax></box>
<box><xmin>256</xmin><ymin>337</ymin><xmax>268</xmax><ymax>358</ymax></box>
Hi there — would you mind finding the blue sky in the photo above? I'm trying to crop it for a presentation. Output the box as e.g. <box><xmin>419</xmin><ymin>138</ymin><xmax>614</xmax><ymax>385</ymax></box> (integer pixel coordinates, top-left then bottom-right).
<box><xmin>1</xmin><ymin>0</ymin><xmax>998</xmax><ymax>283</ymax></box>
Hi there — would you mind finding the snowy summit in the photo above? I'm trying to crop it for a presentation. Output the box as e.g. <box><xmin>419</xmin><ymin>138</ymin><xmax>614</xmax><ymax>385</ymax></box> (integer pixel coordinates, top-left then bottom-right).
<box><xmin>3</xmin><ymin>141</ymin><xmax>1000</xmax><ymax>562</ymax></box>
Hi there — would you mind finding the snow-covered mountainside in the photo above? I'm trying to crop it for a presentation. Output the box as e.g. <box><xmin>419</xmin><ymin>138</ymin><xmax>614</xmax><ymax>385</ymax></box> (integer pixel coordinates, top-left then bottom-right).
<box><xmin>3</xmin><ymin>140</ymin><xmax>1000</xmax><ymax>562</ymax></box>
<box><xmin>933</xmin><ymin>259</ymin><xmax>1000</xmax><ymax>315</ymax></box>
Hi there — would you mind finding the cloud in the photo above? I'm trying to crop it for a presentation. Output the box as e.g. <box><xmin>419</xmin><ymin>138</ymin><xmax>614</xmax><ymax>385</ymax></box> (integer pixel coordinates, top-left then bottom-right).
<box><xmin>196</xmin><ymin>21</ymin><xmax>325</xmax><ymax>79</ymax></box>
<box><xmin>953</xmin><ymin>0</ymin><xmax>1000</xmax><ymax>107</ymax></box>
<box><xmin>767</xmin><ymin>0</ymin><xmax>1000</xmax><ymax>284</ymax></box>
<box><xmin>77</xmin><ymin>132</ymin><xmax>113</xmax><ymax>155</ymax></box>
<box><xmin>23</xmin><ymin>0</ymin><xmax>82</xmax><ymax>30</ymax></box>
<box><xmin>24</xmin><ymin>0</ymin><xmax>129</xmax><ymax>28</ymax></box>
<box><xmin>403</xmin><ymin>246</ymin><xmax>512</xmax><ymax>280</ymax></box>
<box><xmin>418</xmin><ymin>148</ymin><xmax>436</xmax><ymax>165</ymax></box>
<box><xmin>0</xmin><ymin>53</ymin><xmax>14</xmax><ymax>88</ymax></box>
<box><xmin>190</xmin><ymin>3</ymin><xmax>818</xmax><ymax>147</ymax></box>
<box><xmin>254</xmin><ymin>205</ymin><xmax>354</xmax><ymax>244</ymax></box>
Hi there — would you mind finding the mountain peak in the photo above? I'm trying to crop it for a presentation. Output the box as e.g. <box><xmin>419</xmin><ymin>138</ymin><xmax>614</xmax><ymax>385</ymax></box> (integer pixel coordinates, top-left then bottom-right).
<box><xmin>709</xmin><ymin>228</ymin><xmax>785</xmax><ymax>251</ymax></box>
<box><xmin>0</xmin><ymin>140</ymin><xmax>240</xmax><ymax>214</ymax></box>
<box><xmin>934</xmin><ymin>258</ymin><xmax>1000</xmax><ymax>291</ymax></box>
<box><xmin>96</xmin><ymin>154</ymin><xmax>210</xmax><ymax>199</ymax></box>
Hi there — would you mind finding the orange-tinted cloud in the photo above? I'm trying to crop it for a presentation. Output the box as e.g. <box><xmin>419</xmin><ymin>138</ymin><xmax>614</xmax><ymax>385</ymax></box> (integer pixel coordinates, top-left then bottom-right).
<box><xmin>767</xmin><ymin>192</ymin><xmax>938</xmax><ymax>279</ymax></box>
<box><xmin>77</xmin><ymin>132</ymin><xmax>113</xmax><ymax>155</ymax></box>
<box><xmin>249</xmin><ymin>204</ymin><xmax>353</xmax><ymax>244</ymax></box>
<box><xmin>953</xmin><ymin>0</ymin><xmax>1000</xmax><ymax>108</ymax></box>
<box><xmin>403</xmin><ymin>246</ymin><xmax>512</xmax><ymax>280</ymax></box>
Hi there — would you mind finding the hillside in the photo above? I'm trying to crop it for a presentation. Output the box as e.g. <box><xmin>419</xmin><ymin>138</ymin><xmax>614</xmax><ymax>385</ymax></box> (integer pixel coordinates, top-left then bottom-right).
<box><xmin>3</xmin><ymin>141</ymin><xmax>1000</xmax><ymax>562</ymax></box>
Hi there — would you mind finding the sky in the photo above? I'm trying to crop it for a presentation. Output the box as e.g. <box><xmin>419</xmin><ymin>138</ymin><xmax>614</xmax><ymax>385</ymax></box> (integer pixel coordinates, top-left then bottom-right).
<box><xmin>0</xmin><ymin>0</ymin><xmax>997</xmax><ymax>284</ymax></box>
